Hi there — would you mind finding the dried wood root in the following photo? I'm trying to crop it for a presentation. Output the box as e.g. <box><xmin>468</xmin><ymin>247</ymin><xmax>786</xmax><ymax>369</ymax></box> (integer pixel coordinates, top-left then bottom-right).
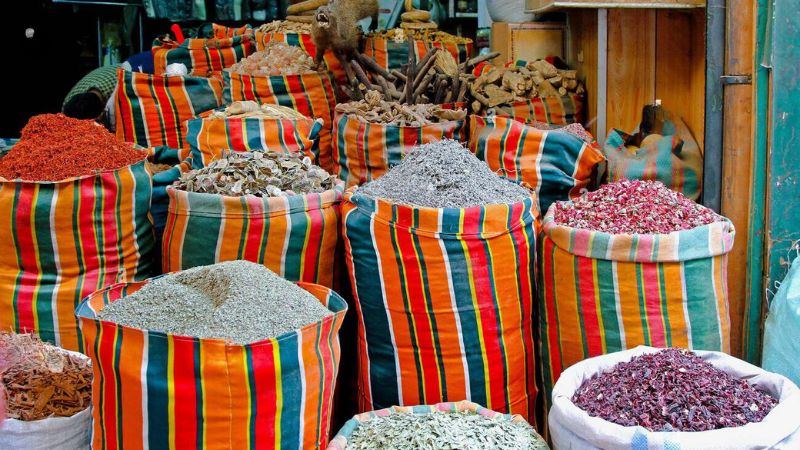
<box><xmin>335</xmin><ymin>90</ymin><xmax>466</xmax><ymax>126</ymax></box>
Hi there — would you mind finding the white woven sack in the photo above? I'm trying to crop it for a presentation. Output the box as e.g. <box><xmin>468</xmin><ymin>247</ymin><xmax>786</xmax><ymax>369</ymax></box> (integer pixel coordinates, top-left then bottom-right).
<box><xmin>0</xmin><ymin>349</ymin><xmax>91</xmax><ymax>450</ymax></box>
<box><xmin>549</xmin><ymin>346</ymin><xmax>800</xmax><ymax>450</ymax></box>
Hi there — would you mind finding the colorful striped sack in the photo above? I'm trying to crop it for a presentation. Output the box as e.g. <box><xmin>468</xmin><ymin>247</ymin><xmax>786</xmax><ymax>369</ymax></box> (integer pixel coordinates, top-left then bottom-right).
<box><xmin>363</xmin><ymin>35</ymin><xmax>472</xmax><ymax>72</ymax></box>
<box><xmin>342</xmin><ymin>190</ymin><xmax>539</xmax><ymax>421</ymax></box>
<box><xmin>183</xmin><ymin>109</ymin><xmax>323</xmax><ymax>168</ymax></box>
<box><xmin>254</xmin><ymin>30</ymin><xmax>346</xmax><ymax>86</ymax></box>
<box><xmin>333</xmin><ymin>112</ymin><xmax>467</xmax><ymax>187</ymax></box>
<box><xmin>539</xmin><ymin>208</ymin><xmax>734</xmax><ymax>406</ymax></box>
<box><xmin>115</xmin><ymin>69</ymin><xmax>224</xmax><ymax>149</ymax></box>
<box><xmin>0</xmin><ymin>158</ymin><xmax>155</xmax><ymax>351</ymax></box>
<box><xmin>162</xmin><ymin>183</ymin><xmax>344</xmax><ymax>288</ymax></box>
<box><xmin>212</xmin><ymin>23</ymin><xmax>254</xmax><ymax>38</ymax></box>
<box><xmin>604</xmin><ymin>113</ymin><xmax>703</xmax><ymax>201</ymax></box>
<box><xmin>76</xmin><ymin>279</ymin><xmax>347</xmax><ymax>450</ymax></box>
<box><xmin>329</xmin><ymin>401</ymin><xmax>543</xmax><ymax>449</ymax></box>
<box><xmin>152</xmin><ymin>35</ymin><xmax>255</xmax><ymax>76</ymax></box>
<box><xmin>469</xmin><ymin>115</ymin><xmax>604</xmax><ymax>215</ymax></box>
<box><xmin>223</xmin><ymin>70</ymin><xmax>338</xmax><ymax>172</ymax></box>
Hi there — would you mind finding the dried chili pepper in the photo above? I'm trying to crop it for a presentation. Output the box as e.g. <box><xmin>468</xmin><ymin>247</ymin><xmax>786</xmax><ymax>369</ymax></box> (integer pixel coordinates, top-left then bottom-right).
<box><xmin>0</xmin><ymin>113</ymin><xmax>145</xmax><ymax>181</ymax></box>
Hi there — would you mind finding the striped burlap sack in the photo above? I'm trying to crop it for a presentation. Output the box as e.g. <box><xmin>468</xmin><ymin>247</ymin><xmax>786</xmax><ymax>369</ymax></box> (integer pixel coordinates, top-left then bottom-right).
<box><xmin>539</xmin><ymin>208</ymin><xmax>735</xmax><ymax>407</ymax></box>
<box><xmin>342</xmin><ymin>189</ymin><xmax>539</xmax><ymax>422</ymax></box>
<box><xmin>77</xmin><ymin>279</ymin><xmax>347</xmax><ymax>450</ymax></box>
<box><xmin>0</xmin><ymin>157</ymin><xmax>155</xmax><ymax>351</ymax></box>
<box><xmin>152</xmin><ymin>35</ymin><xmax>255</xmax><ymax>76</ymax></box>
<box><xmin>363</xmin><ymin>34</ymin><xmax>472</xmax><ymax>73</ymax></box>
<box><xmin>115</xmin><ymin>69</ymin><xmax>223</xmax><ymax>149</ymax></box>
<box><xmin>162</xmin><ymin>183</ymin><xmax>344</xmax><ymax>288</ymax></box>
<box><xmin>223</xmin><ymin>71</ymin><xmax>337</xmax><ymax>172</ymax></box>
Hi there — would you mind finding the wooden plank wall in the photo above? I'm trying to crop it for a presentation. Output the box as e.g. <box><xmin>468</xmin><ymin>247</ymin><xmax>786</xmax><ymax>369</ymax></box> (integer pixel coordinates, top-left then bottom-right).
<box><xmin>569</xmin><ymin>9</ymin><xmax>705</xmax><ymax>145</ymax></box>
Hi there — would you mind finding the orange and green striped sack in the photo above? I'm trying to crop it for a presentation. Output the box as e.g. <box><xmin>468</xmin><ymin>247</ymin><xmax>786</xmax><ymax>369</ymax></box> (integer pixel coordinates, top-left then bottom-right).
<box><xmin>212</xmin><ymin>23</ymin><xmax>254</xmax><ymax>38</ymax></box>
<box><xmin>152</xmin><ymin>35</ymin><xmax>255</xmax><ymax>76</ymax></box>
<box><xmin>363</xmin><ymin>34</ymin><xmax>472</xmax><ymax>72</ymax></box>
<box><xmin>0</xmin><ymin>157</ymin><xmax>156</xmax><ymax>351</ymax></box>
<box><xmin>342</xmin><ymin>189</ymin><xmax>539</xmax><ymax>421</ymax></box>
<box><xmin>182</xmin><ymin>108</ymin><xmax>323</xmax><ymax>167</ymax></box>
<box><xmin>332</xmin><ymin>112</ymin><xmax>466</xmax><ymax>187</ymax></box>
<box><xmin>162</xmin><ymin>182</ymin><xmax>344</xmax><ymax>288</ymax></box>
<box><xmin>254</xmin><ymin>30</ymin><xmax>346</xmax><ymax>87</ymax></box>
<box><xmin>538</xmin><ymin>207</ymin><xmax>734</xmax><ymax>406</ymax></box>
<box><xmin>469</xmin><ymin>115</ymin><xmax>604</xmax><ymax>215</ymax></box>
<box><xmin>76</xmin><ymin>279</ymin><xmax>347</xmax><ymax>450</ymax></box>
<box><xmin>223</xmin><ymin>70</ymin><xmax>338</xmax><ymax>172</ymax></box>
<box><xmin>115</xmin><ymin>69</ymin><xmax>224</xmax><ymax>149</ymax></box>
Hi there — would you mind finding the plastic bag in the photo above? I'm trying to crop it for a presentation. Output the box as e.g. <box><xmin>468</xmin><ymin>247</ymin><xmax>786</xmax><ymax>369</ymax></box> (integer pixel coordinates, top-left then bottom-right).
<box><xmin>549</xmin><ymin>346</ymin><xmax>800</xmax><ymax>450</ymax></box>
<box><xmin>763</xmin><ymin>256</ymin><xmax>800</xmax><ymax>386</ymax></box>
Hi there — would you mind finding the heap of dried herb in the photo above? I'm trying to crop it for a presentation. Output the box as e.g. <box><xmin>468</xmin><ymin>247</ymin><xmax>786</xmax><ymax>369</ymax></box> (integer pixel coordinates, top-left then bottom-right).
<box><xmin>257</xmin><ymin>20</ymin><xmax>313</xmax><ymax>34</ymax></box>
<box><xmin>227</xmin><ymin>42</ymin><xmax>314</xmax><ymax>76</ymax></box>
<box><xmin>572</xmin><ymin>348</ymin><xmax>778</xmax><ymax>432</ymax></box>
<box><xmin>553</xmin><ymin>179</ymin><xmax>723</xmax><ymax>234</ymax></box>
<box><xmin>336</xmin><ymin>90</ymin><xmax>466</xmax><ymax>126</ymax></box>
<box><xmin>345</xmin><ymin>410</ymin><xmax>548</xmax><ymax>450</ymax></box>
<box><xmin>0</xmin><ymin>333</ymin><xmax>92</xmax><ymax>421</ymax></box>
<box><xmin>175</xmin><ymin>151</ymin><xmax>336</xmax><ymax>197</ymax></box>
<box><xmin>207</xmin><ymin>101</ymin><xmax>307</xmax><ymax>120</ymax></box>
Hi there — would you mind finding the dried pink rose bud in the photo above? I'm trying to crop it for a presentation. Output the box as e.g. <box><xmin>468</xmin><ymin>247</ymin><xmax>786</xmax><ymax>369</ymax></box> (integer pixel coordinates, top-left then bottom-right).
<box><xmin>553</xmin><ymin>179</ymin><xmax>723</xmax><ymax>234</ymax></box>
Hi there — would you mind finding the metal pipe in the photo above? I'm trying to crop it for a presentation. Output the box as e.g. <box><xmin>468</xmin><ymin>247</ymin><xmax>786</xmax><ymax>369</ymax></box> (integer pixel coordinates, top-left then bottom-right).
<box><xmin>702</xmin><ymin>0</ymin><xmax>726</xmax><ymax>212</ymax></box>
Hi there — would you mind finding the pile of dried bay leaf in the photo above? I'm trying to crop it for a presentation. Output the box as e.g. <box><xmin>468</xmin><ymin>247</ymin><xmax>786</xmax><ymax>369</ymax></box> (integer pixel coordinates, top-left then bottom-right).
<box><xmin>174</xmin><ymin>151</ymin><xmax>336</xmax><ymax>197</ymax></box>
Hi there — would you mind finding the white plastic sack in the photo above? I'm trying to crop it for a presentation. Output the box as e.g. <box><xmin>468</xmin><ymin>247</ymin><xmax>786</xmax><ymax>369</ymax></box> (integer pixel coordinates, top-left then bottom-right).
<box><xmin>0</xmin><ymin>349</ymin><xmax>91</xmax><ymax>450</ymax></box>
<box><xmin>549</xmin><ymin>346</ymin><xmax>800</xmax><ymax>450</ymax></box>
<box><xmin>763</xmin><ymin>257</ymin><xmax>800</xmax><ymax>386</ymax></box>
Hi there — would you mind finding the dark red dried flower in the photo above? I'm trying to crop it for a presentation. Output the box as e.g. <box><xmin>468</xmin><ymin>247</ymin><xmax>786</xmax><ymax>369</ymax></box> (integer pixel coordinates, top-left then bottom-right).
<box><xmin>572</xmin><ymin>348</ymin><xmax>778</xmax><ymax>432</ymax></box>
<box><xmin>553</xmin><ymin>179</ymin><xmax>723</xmax><ymax>234</ymax></box>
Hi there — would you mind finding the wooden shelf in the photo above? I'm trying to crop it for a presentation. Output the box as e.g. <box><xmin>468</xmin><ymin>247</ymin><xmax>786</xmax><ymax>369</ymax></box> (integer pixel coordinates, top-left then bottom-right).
<box><xmin>526</xmin><ymin>0</ymin><xmax>705</xmax><ymax>14</ymax></box>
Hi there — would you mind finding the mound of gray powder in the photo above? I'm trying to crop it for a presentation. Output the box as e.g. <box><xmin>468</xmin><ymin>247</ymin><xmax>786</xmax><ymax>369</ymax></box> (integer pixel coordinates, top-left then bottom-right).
<box><xmin>356</xmin><ymin>139</ymin><xmax>532</xmax><ymax>208</ymax></box>
<box><xmin>97</xmin><ymin>260</ymin><xmax>332</xmax><ymax>344</ymax></box>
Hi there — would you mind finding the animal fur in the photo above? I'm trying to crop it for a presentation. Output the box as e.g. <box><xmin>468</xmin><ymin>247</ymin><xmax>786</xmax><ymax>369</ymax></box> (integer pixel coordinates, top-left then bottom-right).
<box><xmin>311</xmin><ymin>0</ymin><xmax>379</xmax><ymax>67</ymax></box>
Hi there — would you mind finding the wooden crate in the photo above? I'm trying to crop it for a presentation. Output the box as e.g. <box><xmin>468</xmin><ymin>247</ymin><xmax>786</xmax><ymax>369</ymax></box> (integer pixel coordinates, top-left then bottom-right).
<box><xmin>527</xmin><ymin>0</ymin><xmax>705</xmax><ymax>13</ymax></box>
<box><xmin>490</xmin><ymin>22</ymin><xmax>566</xmax><ymax>67</ymax></box>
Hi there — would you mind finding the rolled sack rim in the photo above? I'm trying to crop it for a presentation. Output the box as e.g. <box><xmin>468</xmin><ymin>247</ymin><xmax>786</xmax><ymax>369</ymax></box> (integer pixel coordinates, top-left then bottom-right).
<box><xmin>549</xmin><ymin>345</ymin><xmax>800</xmax><ymax>449</ymax></box>
<box><xmin>343</xmin><ymin>186</ymin><xmax>538</xmax><ymax>238</ymax></box>
<box><xmin>541</xmin><ymin>204</ymin><xmax>736</xmax><ymax>263</ymax></box>
<box><xmin>165</xmin><ymin>180</ymin><xmax>344</xmax><ymax>218</ymax></box>
<box><xmin>0</xmin><ymin>155</ymin><xmax>150</xmax><ymax>185</ymax></box>
<box><xmin>75</xmin><ymin>277</ymin><xmax>348</xmax><ymax>347</ymax></box>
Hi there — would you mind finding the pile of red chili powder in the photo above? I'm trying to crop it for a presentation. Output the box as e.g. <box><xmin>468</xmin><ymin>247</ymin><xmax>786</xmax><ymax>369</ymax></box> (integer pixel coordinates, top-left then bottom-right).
<box><xmin>553</xmin><ymin>179</ymin><xmax>723</xmax><ymax>234</ymax></box>
<box><xmin>572</xmin><ymin>348</ymin><xmax>778</xmax><ymax>432</ymax></box>
<box><xmin>0</xmin><ymin>114</ymin><xmax>144</xmax><ymax>181</ymax></box>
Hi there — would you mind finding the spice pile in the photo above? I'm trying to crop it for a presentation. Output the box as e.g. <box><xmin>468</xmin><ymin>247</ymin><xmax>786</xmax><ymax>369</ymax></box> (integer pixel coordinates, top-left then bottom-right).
<box><xmin>227</xmin><ymin>42</ymin><xmax>314</xmax><ymax>76</ymax></box>
<box><xmin>207</xmin><ymin>101</ymin><xmax>307</xmax><ymax>120</ymax></box>
<box><xmin>371</xmin><ymin>28</ymin><xmax>471</xmax><ymax>45</ymax></box>
<box><xmin>572</xmin><ymin>348</ymin><xmax>778</xmax><ymax>432</ymax></box>
<box><xmin>0</xmin><ymin>332</ymin><xmax>92</xmax><ymax>421</ymax></box>
<box><xmin>97</xmin><ymin>261</ymin><xmax>332</xmax><ymax>344</ymax></box>
<box><xmin>175</xmin><ymin>151</ymin><xmax>336</xmax><ymax>197</ymax></box>
<box><xmin>257</xmin><ymin>20</ymin><xmax>312</xmax><ymax>34</ymax></box>
<box><xmin>345</xmin><ymin>410</ymin><xmax>548</xmax><ymax>450</ymax></box>
<box><xmin>471</xmin><ymin>60</ymin><xmax>585</xmax><ymax>115</ymax></box>
<box><xmin>336</xmin><ymin>90</ymin><xmax>466</xmax><ymax>126</ymax></box>
<box><xmin>357</xmin><ymin>139</ymin><xmax>531</xmax><ymax>208</ymax></box>
<box><xmin>0</xmin><ymin>114</ymin><xmax>144</xmax><ymax>181</ymax></box>
<box><xmin>553</xmin><ymin>180</ymin><xmax>723</xmax><ymax>234</ymax></box>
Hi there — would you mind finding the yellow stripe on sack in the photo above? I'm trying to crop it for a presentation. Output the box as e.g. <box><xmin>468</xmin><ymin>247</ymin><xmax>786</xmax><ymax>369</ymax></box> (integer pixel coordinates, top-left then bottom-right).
<box><xmin>458</xmin><ymin>211</ymin><xmax>492</xmax><ymax>408</ymax></box>
<box><xmin>273</xmin><ymin>342</ymin><xmax>283</xmax><ymax>450</ymax></box>
<box><xmin>592</xmin><ymin>257</ymin><xmax>607</xmax><ymax>353</ymax></box>
<box><xmin>29</xmin><ymin>186</ymin><xmax>43</xmax><ymax>333</ymax></box>
<box><xmin>168</xmin><ymin>338</ymin><xmax>176</xmax><ymax>450</ymax></box>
